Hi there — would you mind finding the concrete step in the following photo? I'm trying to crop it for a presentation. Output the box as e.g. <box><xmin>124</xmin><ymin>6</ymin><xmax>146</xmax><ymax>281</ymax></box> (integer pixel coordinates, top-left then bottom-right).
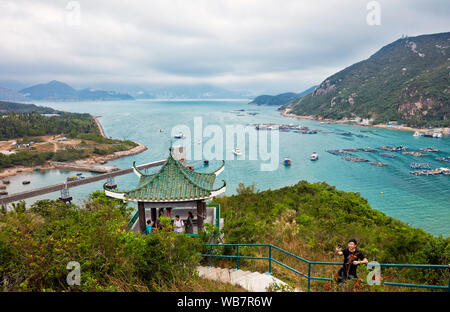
<box><xmin>197</xmin><ymin>266</ymin><xmax>302</xmax><ymax>292</ymax></box>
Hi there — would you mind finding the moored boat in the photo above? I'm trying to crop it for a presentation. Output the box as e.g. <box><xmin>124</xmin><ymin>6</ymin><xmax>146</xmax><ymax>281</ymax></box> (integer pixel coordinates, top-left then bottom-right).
<box><xmin>283</xmin><ymin>158</ymin><xmax>291</xmax><ymax>166</ymax></box>
<box><xmin>22</xmin><ymin>180</ymin><xmax>31</xmax><ymax>185</ymax></box>
<box><xmin>232</xmin><ymin>148</ymin><xmax>242</xmax><ymax>156</ymax></box>
<box><xmin>310</xmin><ymin>152</ymin><xmax>319</xmax><ymax>161</ymax></box>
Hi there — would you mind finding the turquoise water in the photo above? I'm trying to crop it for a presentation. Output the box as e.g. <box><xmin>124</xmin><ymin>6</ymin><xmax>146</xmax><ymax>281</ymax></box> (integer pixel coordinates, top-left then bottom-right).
<box><xmin>4</xmin><ymin>100</ymin><xmax>450</xmax><ymax>236</ymax></box>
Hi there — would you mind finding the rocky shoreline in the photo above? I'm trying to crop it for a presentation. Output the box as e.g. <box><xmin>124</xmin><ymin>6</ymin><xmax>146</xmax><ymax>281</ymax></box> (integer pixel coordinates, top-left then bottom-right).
<box><xmin>280</xmin><ymin>108</ymin><xmax>450</xmax><ymax>134</ymax></box>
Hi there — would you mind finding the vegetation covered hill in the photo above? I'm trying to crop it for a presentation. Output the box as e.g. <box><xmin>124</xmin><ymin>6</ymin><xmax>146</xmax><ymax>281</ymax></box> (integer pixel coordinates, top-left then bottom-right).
<box><xmin>249</xmin><ymin>86</ymin><xmax>317</xmax><ymax>106</ymax></box>
<box><xmin>287</xmin><ymin>33</ymin><xmax>450</xmax><ymax>127</ymax></box>
<box><xmin>1</xmin><ymin>182</ymin><xmax>448</xmax><ymax>292</ymax></box>
<box><xmin>0</xmin><ymin>193</ymin><xmax>244</xmax><ymax>292</ymax></box>
<box><xmin>0</xmin><ymin>102</ymin><xmax>138</xmax><ymax>169</ymax></box>
<box><xmin>213</xmin><ymin>181</ymin><xmax>450</xmax><ymax>291</ymax></box>
<box><xmin>0</xmin><ymin>100</ymin><xmax>58</xmax><ymax>115</ymax></box>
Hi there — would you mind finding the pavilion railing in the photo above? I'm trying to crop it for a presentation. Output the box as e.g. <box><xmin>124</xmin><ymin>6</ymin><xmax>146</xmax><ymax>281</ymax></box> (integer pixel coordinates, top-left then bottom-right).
<box><xmin>201</xmin><ymin>243</ymin><xmax>450</xmax><ymax>292</ymax></box>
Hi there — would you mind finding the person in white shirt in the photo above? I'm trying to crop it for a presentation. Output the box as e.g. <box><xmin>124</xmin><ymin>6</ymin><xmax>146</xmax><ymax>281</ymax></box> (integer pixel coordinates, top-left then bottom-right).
<box><xmin>173</xmin><ymin>215</ymin><xmax>184</xmax><ymax>234</ymax></box>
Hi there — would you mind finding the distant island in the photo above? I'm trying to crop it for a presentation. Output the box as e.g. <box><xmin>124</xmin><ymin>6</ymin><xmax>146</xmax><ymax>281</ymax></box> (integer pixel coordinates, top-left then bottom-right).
<box><xmin>0</xmin><ymin>81</ymin><xmax>254</xmax><ymax>101</ymax></box>
<box><xmin>17</xmin><ymin>80</ymin><xmax>134</xmax><ymax>101</ymax></box>
<box><xmin>283</xmin><ymin>32</ymin><xmax>450</xmax><ymax>128</ymax></box>
<box><xmin>249</xmin><ymin>86</ymin><xmax>317</xmax><ymax>106</ymax></box>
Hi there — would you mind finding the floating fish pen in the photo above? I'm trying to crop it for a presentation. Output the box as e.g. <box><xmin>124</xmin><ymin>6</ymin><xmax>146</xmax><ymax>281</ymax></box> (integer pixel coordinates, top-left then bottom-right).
<box><xmin>368</xmin><ymin>162</ymin><xmax>388</xmax><ymax>167</ymax></box>
<box><xmin>343</xmin><ymin>148</ymin><xmax>359</xmax><ymax>152</ymax></box>
<box><xmin>380</xmin><ymin>153</ymin><xmax>397</xmax><ymax>158</ymax></box>
<box><xmin>419</xmin><ymin>147</ymin><xmax>439</xmax><ymax>152</ymax></box>
<box><xmin>410</xmin><ymin>163</ymin><xmax>431</xmax><ymax>169</ymax></box>
<box><xmin>327</xmin><ymin>150</ymin><xmax>351</xmax><ymax>156</ymax></box>
<box><xmin>379</xmin><ymin>146</ymin><xmax>408</xmax><ymax>152</ymax></box>
<box><xmin>402</xmin><ymin>151</ymin><xmax>428</xmax><ymax>157</ymax></box>
<box><xmin>436</xmin><ymin>157</ymin><xmax>450</xmax><ymax>163</ymax></box>
<box><xmin>410</xmin><ymin>168</ymin><xmax>449</xmax><ymax>176</ymax></box>
<box><xmin>344</xmin><ymin>156</ymin><xmax>369</xmax><ymax>162</ymax></box>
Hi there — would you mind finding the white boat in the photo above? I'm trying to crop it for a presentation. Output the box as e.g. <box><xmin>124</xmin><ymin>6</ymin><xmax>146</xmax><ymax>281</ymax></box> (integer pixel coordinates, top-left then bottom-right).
<box><xmin>413</xmin><ymin>131</ymin><xmax>422</xmax><ymax>137</ymax></box>
<box><xmin>232</xmin><ymin>148</ymin><xmax>242</xmax><ymax>156</ymax></box>
<box><xmin>174</xmin><ymin>132</ymin><xmax>185</xmax><ymax>139</ymax></box>
<box><xmin>310</xmin><ymin>152</ymin><xmax>319</xmax><ymax>161</ymax></box>
<box><xmin>433</xmin><ymin>132</ymin><xmax>443</xmax><ymax>138</ymax></box>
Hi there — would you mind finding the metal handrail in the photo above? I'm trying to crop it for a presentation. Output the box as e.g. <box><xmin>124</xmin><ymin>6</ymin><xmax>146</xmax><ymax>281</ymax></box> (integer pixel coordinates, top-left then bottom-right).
<box><xmin>201</xmin><ymin>243</ymin><xmax>450</xmax><ymax>291</ymax></box>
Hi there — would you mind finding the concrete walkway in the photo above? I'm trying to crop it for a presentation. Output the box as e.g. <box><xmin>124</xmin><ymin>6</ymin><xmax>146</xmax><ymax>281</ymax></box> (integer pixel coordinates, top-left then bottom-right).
<box><xmin>197</xmin><ymin>266</ymin><xmax>302</xmax><ymax>292</ymax></box>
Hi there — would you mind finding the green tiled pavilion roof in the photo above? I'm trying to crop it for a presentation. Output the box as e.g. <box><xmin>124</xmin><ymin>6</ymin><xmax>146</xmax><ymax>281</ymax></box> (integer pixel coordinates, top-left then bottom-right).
<box><xmin>106</xmin><ymin>149</ymin><xmax>225</xmax><ymax>202</ymax></box>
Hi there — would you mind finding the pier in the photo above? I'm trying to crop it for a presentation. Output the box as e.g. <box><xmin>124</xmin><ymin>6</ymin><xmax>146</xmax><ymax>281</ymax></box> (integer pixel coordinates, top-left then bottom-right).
<box><xmin>0</xmin><ymin>160</ymin><xmax>165</xmax><ymax>205</ymax></box>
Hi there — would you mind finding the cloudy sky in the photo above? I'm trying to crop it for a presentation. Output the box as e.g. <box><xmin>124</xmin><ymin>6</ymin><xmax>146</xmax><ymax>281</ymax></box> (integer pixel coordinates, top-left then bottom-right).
<box><xmin>0</xmin><ymin>0</ymin><xmax>449</xmax><ymax>94</ymax></box>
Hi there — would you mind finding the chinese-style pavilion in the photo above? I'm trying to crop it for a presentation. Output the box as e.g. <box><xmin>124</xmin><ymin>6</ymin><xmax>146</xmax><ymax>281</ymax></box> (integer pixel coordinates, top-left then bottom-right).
<box><xmin>104</xmin><ymin>148</ymin><xmax>226</xmax><ymax>233</ymax></box>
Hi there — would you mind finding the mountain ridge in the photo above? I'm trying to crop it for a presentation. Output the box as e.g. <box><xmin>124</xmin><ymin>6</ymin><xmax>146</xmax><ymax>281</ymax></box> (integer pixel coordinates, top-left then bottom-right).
<box><xmin>18</xmin><ymin>80</ymin><xmax>134</xmax><ymax>101</ymax></box>
<box><xmin>286</xmin><ymin>32</ymin><xmax>450</xmax><ymax>127</ymax></box>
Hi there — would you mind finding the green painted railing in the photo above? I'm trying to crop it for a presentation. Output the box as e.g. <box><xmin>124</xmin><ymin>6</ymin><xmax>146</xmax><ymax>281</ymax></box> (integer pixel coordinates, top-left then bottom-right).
<box><xmin>201</xmin><ymin>243</ymin><xmax>450</xmax><ymax>292</ymax></box>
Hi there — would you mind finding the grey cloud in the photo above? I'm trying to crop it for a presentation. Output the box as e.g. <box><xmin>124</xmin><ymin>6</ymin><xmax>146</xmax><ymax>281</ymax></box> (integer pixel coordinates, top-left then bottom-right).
<box><xmin>0</xmin><ymin>0</ymin><xmax>449</xmax><ymax>94</ymax></box>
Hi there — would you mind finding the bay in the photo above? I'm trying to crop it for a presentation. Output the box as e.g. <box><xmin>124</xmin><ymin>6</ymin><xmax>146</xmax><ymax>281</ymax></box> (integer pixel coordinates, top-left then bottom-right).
<box><xmin>4</xmin><ymin>99</ymin><xmax>449</xmax><ymax>236</ymax></box>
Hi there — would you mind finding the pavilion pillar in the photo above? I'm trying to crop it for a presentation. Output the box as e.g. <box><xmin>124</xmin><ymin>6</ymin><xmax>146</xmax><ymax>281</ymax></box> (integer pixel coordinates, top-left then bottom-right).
<box><xmin>197</xmin><ymin>200</ymin><xmax>206</xmax><ymax>232</ymax></box>
<box><xmin>138</xmin><ymin>201</ymin><xmax>146</xmax><ymax>233</ymax></box>
<box><xmin>151</xmin><ymin>208</ymin><xmax>157</xmax><ymax>223</ymax></box>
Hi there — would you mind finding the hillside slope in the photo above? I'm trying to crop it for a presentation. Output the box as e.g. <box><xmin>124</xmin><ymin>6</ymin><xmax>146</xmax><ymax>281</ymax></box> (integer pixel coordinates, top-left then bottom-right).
<box><xmin>287</xmin><ymin>33</ymin><xmax>450</xmax><ymax>127</ymax></box>
<box><xmin>249</xmin><ymin>86</ymin><xmax>317</xmax><ymax>106</ymax></box>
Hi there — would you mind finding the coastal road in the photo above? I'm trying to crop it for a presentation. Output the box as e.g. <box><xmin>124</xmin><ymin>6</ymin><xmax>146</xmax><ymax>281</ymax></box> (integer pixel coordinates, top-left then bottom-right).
<box><xmin>0</xmin><ymin>160</ymin><xmax>165</xmax><ymax>205</ymax></box>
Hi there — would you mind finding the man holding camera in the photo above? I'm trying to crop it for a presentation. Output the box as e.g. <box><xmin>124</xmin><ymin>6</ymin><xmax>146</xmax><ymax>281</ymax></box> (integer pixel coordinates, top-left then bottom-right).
<box><xmin>335</xmin><ymin>239</ymin><xmax>369</xmax><ymax>283</ymax></box>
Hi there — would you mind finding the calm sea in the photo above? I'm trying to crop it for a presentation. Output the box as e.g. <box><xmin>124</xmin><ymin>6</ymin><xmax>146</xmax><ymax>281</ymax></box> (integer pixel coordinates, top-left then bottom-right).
<box><xmin>4</xmin><ymin>100</ymin><xmax>450</xmax><ymax>236</ymax></box>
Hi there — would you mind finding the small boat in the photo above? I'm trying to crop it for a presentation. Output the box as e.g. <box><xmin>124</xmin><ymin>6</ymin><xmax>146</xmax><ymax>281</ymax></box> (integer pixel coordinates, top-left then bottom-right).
<box><xmin>76</xmin><ymin>173</ymin><xmax>83</xmax><ymax>176</ymax></box>
<box><xmin>33</xmin><ymin>168</ymin><xmax>41</xmax><ymax>171</ymax></box>
<box><xmin>310</xmin><ymin>152</ymin><xmax>319</xmax><ymax>161</ymax></box>
<box><xmin>22</xmin><ymin>180</ymin><xmax>31</xmax><ymax>185</ymax></box>
<box><xmin>433</xmin><ymin>132</ymin><xmax>443</xmax><ymax>138</ymax></box>
<box><xmin>185</xmin><ymin>165</ymin><xmax>194</xmax><ymax>170</ymax></box>
<box><xmin>0</xmin><ymin>185</ymin><xmax>6</xmax><ymax>190</ymax></box>
<box><xmin>232</xmin><ymin>148</ymin><xmax>242</xmax><ymax>156</ymax></box>
<box><xmin>66</xmin><ymin>176</ymin><xmax>79</xmax><ymax>182</ymax></box>
<box><xmin>203</xmin><ymin>160</ymin><xmax>209</xmax><ymax>166</ymax></box>
<box><xmin>2</xmin><ymin>180</ymin><xmax>10</xmax><ymax>185</ymax></box>
<box><xmin>413</xmin><ymin>131</ymin><xmax>422</xmax><ymax>137</ymax></box>
<box><xmin>174</xmin><ymin>132</ymin><xmax>185</xmax><ymax>139</ymax></box>
<box><xmin>0</xmin><ymin>191</ymin><xmax>8</xmax><ymax>196</ymax></box>
<box><xmin>283</xmin><ymin>158</ymin><xmax>291</xmax><ymax>166</ymax></box>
